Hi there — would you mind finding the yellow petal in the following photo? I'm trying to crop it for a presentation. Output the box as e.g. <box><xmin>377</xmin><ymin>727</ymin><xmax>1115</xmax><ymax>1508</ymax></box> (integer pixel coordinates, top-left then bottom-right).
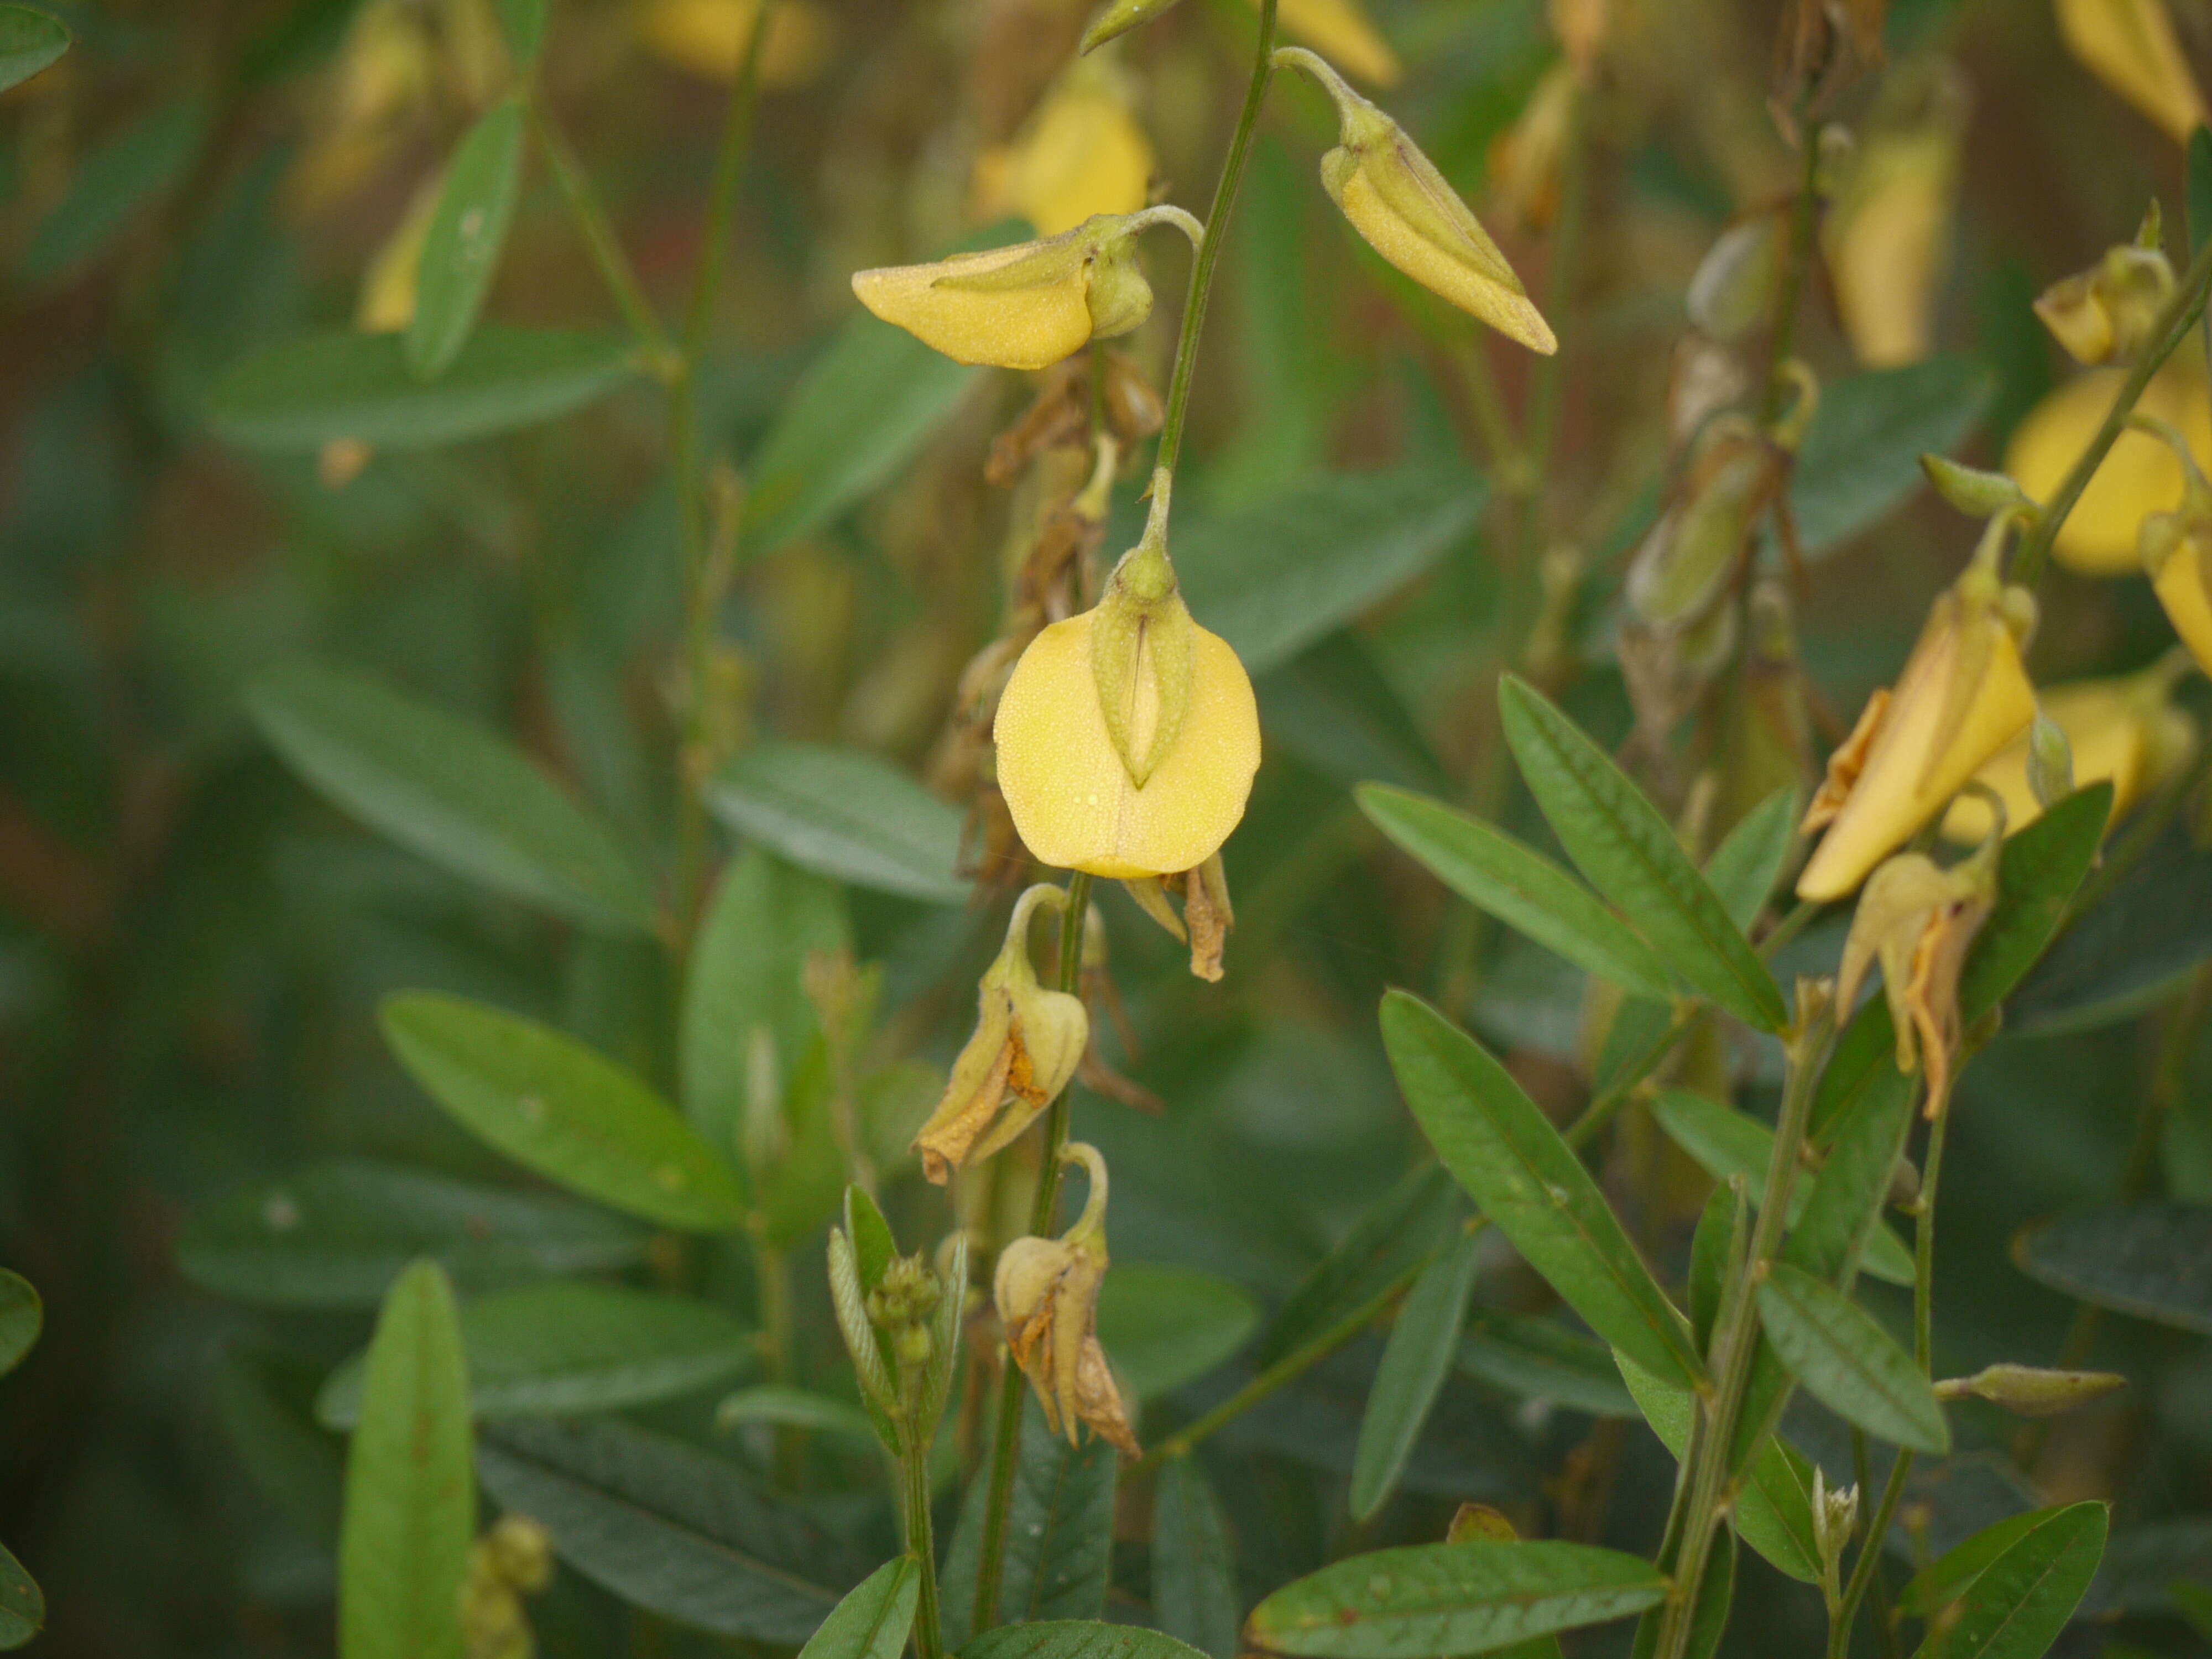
<box><xmin>994</xmin><ymin>610</ymin><xmax>1260</xmax><ymax>879</ymax></box>
<box><xmin>1335</xmin><ymin>163</ymin><xmax>1556</xmax><ymax>353</ymax></box>
<box><xmin>1939</xmin><ymin>678</ymin><xmax>2151</xmax><ymax>842</ymax></box>
<box><xmin>356</xmin><ymin>173</ymin><xmax>442</xmax><ymax>334</ymax></box>
<box><xmin>2156</xmin><ymin>540</ymin><xmax>2212</xmax><ymax>676</ymax></box>
<box><xmin>1271</xmin><ymin>0</ymin><xmax>1402</xmax><ymax>86</ymax></box>
<box><xmin>2006</xmin><ymin>360</ymin><xmax>2212</xmax><ymax>576</ymax></box>
<box><xmin>1824</xmin><ymin>128</ymin><xmax>1959</xmax><ymax>369</ymax></box>
<box><xmin>852</xmin><ymin>244</ymin><xmax>1095</xmax><ymax>371</ymax></box>
<box><xmin>2054</xmin><ymin>0</ymin><xmax>2206</xmax><ymax>142</ymax></box>
<box><xmin>1001</xmin><ymin>66</ymin><xmax>1156</xmax><ymax>239</ymax></box>
<box><xmin>634</xmin><ymin>0</ymin><xmax>837</xmax><ymax>88</ymax></box>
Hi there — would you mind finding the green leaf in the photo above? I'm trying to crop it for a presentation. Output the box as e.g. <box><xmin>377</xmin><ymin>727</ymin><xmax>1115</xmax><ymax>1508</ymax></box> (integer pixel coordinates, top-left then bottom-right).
<box><xmin>1153</xmin><ymin>1458</ymin><xmax>1241</xmax><ymax>1659</ymax></box>
<box><xmin>1173</xmin><ymin>469</ymin><xmax>1486</xmax><ymax>674</ymax></box>
<box><xmin>0</xmin><ymin>1540</ymin><xmax>41</xmax><ymax>1652</ymax></box>
<box><xmin>176</xmin><ymin>1160</ymin><xmax>648</xmax><ymax>1308</ymax></box>
<box><xmin>208</xmin><ymin>326</ymin><xmax>636</xmax><ymax>450</ymax></box>
<box><xmin>1648</xmin><ymin>1089</ymin><xmax>1914</xmax><ymax>1286</ymax></box>
<box><xmin>1253</xmin><ymin>1165</ymin><xmax>1460</xmax><ymax>1368</ymax></box>
<box><xmin>1352</xmin><ymin>1229</ymin><xmax>1482</xmax><ymax>1521</ymax></box>
<box><xmin>714</xmin><ymin>1385</ymin><xmax>880</xmax><ymax>1447</ymax></box>
<box><xmin>1357</xmin><ymin>785</ymin><xmax>1675</xmax><ymax>1002</ymax></box>
<box><xmin>1898</xmin><ymin>1510</ymin><xmax>2052</xmax><ymax>1619</ymax></box>
<box><xmin>407</xmin><ymin>96</ymin><xmax>525</xmax><ymax>379</ymax></box>
<box><xmin>681</xmin><ymin>848</ymin><xmax>850</xmax><ymax>1161</ymax></box>
<box><xmin>747</xmin><ymin>312</ymin><xmax>982</xmax><ymax>555</ymax></box>
<box><xmin>0</xmin><ymin>1271</ymin><xmax>39</xmax><ymax>1379</ymax></box>
<box><xmin>1678</xmin><ymin>1529</ymin><xmax>1736</xmax><ymax>1659</ymax></box>
<box><xmin>382</xmin><ymin>992</ymin><xmax>748</xmax><ymax>1232</ymax></box>
<box><xmin>1790</xmin><ymin>357</ymin><xmax>1992</xmax><ymax>560</ymax></box>
<box><xmin>251</xmin><ymin>659</ymin><xmax>658</xmax><ymax>933</ymax></box>
<box><xmin>962</xmin><ymin>1625</ymin><xmax>1213</xmax><ymax>1659</ymax></box>
<box><xmin>21</xmin><ymin>98</ymin><xmax>204</xmax><ymax>282</ymax></box>
<box><xmin>1704</xmin><ymin>787</ymin><xmax>1799</xmax><ymax>934</ymax></box>
<box><xmin>940</xmin><ymin>1393</ymin><xmax>1115</xmax><ymax>1648</ymax></box>
<box><xmin>1912</xmin><ymin>1501</ymin><xmax>2106</xmax><ymax>1659</ymax></box>
<box><xmin>1243</xmin><ymin>1540</ymin><xmax>1667</xmax><ymax>1657</ymax></box>
<box><xmin>1260</xmin><ymin>633</ymin><xmax>1448</xmax><ymax>796</ymax></box>
<box><xmin>476</xmin><ymin>1416</ymin><xmax>849</xmax><ymax>1642</ymax></box>
<box><xmin>1097</xmin><ymin>1263</ymin><xmax>1260</xmax><ymax>1400</ymax></box>
<box><xmin>496</xmin><ymin>0</ymin><xmax>547</xmax><ymax>66</ymax></box>
<box><xmin>1381</xmin><ymin>990</ymin><xmax>1703</xmax><ymax>1389</ymax></box>
<box><xmin>339</xmin><ymin>1259</ymin><xmax>473</xmax><ymax>1659</ymax></box>
<box><xmin>2013</xmin><ymin>1203</ymin><xmax>2212</xmax><ymax>1334</ymax></box>
<box><xmin>1457</xmin><ymin>1312</ymin><xmax>1639</xmax><ymax>1418</ymax></box>
<box><xmin>1499</xmin><ymin>677</ymin><xmax>1786</xmax><ymax>1031</ymax></box>
<box><xmin>708</xmin><ymin>743</ymin><xmax>968</xmax><ymax>904</ymax></box>
<box><xmin>799</xmin><ymin>1558</ymin><xmax>920</xmax><ymax>1659</ymax></box>
<box><xmin>317</xmin><ymin>1281</ymin><xmax>755</xmax><ymax>1427</ymax></box>
<box><xmin>1957</xmin><ymin>783</ymin><xmax>2112</xmax><ymax>1021</ymax></box>
<box><xmin>213</xmin><ymin>1343</ymin><xmax>346</xmax><ymax>1547</ymax></box>
<box><xmin>1756</xmin><ymin>1264</ymin><xmax>1949</xmax><ymax>1453</ymax></box>
<box><xmin>1688</xmin><ymin>1185</ymin><xmax>1742</xmax><ymax>1354</ymax></box>
<box><xmin>0</xmin><ymin>5</ymin><xmax>69</xmax><ymax>94</ymax></box>
<box><xmin>1615</xmin><ymin>1354</ymin><xmax>1822</xmax><ymax>1584</ymax></box>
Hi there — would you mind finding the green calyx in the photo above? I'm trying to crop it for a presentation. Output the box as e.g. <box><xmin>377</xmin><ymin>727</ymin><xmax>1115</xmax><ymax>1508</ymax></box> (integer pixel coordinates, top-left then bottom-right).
<box><xmin>1092</xmin><ymin>479</ymin><xmax>1196</xmax><ymax>789</ymax></box>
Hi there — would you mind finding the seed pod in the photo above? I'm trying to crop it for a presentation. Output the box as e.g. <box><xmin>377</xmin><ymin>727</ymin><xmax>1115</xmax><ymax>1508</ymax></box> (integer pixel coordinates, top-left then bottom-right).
<box><xmin>1934</xmin><ymin>1363</ymin><xmax>2127</xmax><ymax>1417</ymax></box>
<box><xmin>1686</xmin><ymin>213</ymin><xmax>1782</xmax><ymax>344</ymax></box>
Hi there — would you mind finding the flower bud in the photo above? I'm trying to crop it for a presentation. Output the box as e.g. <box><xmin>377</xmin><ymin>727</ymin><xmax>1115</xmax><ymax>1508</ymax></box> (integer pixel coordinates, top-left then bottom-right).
<box><xmin>2025</xmin><ymin>709</ymin><xmax>2077</xmax><ymax>810</ymax></box>
<box><xmin>462</xmin><ymin>1515</ymin><xmax>555</xmax><ymax>1659</ymax></box>
<box><xmin>1797</xmin><ymin>553</ymin><xmax>2038</xmax><ymax>902</ymax></box>
<box><xmin>1810</xmin><ymin>1465</ymin><xmax>1861</xmax><ymax>1585</ymax></box>
<box><xmin>1932</xmin><ymin>1363</ymin><xmax>2127</xmax><ymax>1417</ymax></box>
<box><xmin>2055</xmin><ymin>0</ymin><xmax>2206</xmax><ymax>143</ymax></box>
<box><xmin>1921</xmin><ymin>455</ymin><xmax>2038</xmax><ymax>523</ymax></box>
<box><xmin>852</xmin><ymin>210</ymin><xmax>1197</xmax><ymax>373</ymax></box>
<box><xmin>1686</xmin><ymin>213</ymin><xmax>1782</xmax><ymax>345</ymax></box>
<box><xmin>1276</xmin><ymin>49</ymin><xmax>1552</xmax><ymax>353</ymax></box>
<box><xmin>2033</xmin><ymin>235</ymin><xmax>2174</xmax><ymax>366</ymax></box>
<box><xmin>912</xmin><ymin>885</ymin><xmax>1089</xmax><ymax>1183</ymax></box>
<box><xmin>973</xmin><ymin>56</ymin><xmax>1156</xmax><ymax>239</ymax></box>
<box><xmin>1446</xmin><ymin>1503</ymin><xmax>1521</xmax><ymax>1545</ymax></box>
<box><xmin>993</xmin><ymin>1142</ymin><xmax>1140</xmax><ymax>1454</ymax></box>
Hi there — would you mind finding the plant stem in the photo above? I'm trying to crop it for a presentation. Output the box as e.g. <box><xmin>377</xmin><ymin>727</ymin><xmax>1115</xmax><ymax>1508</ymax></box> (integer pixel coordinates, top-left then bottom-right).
<box><xmin>1151</xmin><ymin>0</ymin><xmax>1277</xmax><ymax>481</ymax></box>
<box><xmin>901</xmin><ymin>1434</ymin><xmax>947</xmax><ymax>1659</ymax></box>
<box><xmin>1654</xmin><ymin>994</ymin><xmax>1835</xmax><ymax>1659</ymax></box>
<box><xmin>2011</xmin><ymin>229</ymin><xmax>2212</xmax><ymax>588</ymax></box>
<box><xmin>534</xmin><ymin>105</ymin><xmax>679</xmax><ymax>376</ymax></box>
<box><xmin>969</xmin><ymin>869</ymin><xmax>1093</xmax><ymax>1635</ymax></box>
<box><xmin>1760</xmin><ymin>113</ymin><xmax>1825</xmax><ymax>427</ymax></box>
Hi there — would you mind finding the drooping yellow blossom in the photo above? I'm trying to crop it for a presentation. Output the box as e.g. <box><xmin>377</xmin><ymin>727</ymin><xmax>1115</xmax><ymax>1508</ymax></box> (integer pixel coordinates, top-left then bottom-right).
<box><xmin>993</xmin><ymin>489</ymin><xmax>1261</xmax><ymax>879</ymax></box>
<box><xmin>357</xmin><ymin>174</ymin><xmax>444</xmax><ymax>335</ymax></box>
<box><xmin>634</xmin><ymin>0</ymin><xmax>837</xmax><ymax>88</ymax></box>
<box><xmin>2132</xmin><ymin>414</ymin><xmax>2212</xmax><ymax>677</ymax></box>
<box><xmin>1270</xmin><ymin>0</ymin><xmax>1401</xmax><ymax>86</ymax></box>
<box><xmin>852</xmin><ymin>209</ymin><xmax>1196</xmax><ymax>372</ymax></box>
<box><xmin>974</xmin><ymin>58</ymin><xmax>1156</xmax><ymax>239</ymax></box>
<box><xmin>1797</xmin><ymin>555</ymin><xmax>2039</xmax><ymax>902</ymax></box>
<box><xmin>1276</xmin><ymin>48</ymin><xmax>1554</xmax><ymax>354</ymax></box>
<box><xmin>1836</xmin><ymin>828</ymin><xmax>2001</xmax><ymax>1118</ymax></box>
<box><xmin>2033</xmin><ymin>219</ymin><xmax>2175</xmax><ymax>367</ymax></box>
<box><xmin>994</xmin><ymin>1142</ymin><xmax>1140</xmax><ymax>1454</ymax></box>
<box><xmin>2054</xmin><ymin>0</ymin><xmax>2206</xmax><ymax>142</ymax></box>
<box><xmin>1942</xmin><ymin>658</ymin><xmax>2197</xmax><ymax>842</ymax></box>
<box><xmin>1822</xmin><ymin>66</ymin><xmax>1969</xmax><ymax>369</ymax></box>
<box><xmin>2006</xmin><ymin>357</ymin><xmax>2212</xmax><ymax>576</ymax></box>
<box><xmin>911</xmin><ymin>885</ymin><xmax>1089</xmax><ymax>1183</ymax></box>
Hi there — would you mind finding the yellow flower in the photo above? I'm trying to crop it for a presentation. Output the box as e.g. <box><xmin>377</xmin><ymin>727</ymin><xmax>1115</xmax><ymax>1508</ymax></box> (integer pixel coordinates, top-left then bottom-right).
<box><xmin>2033</xmin><ymin>235</ymin><xmax>2174</xmax><ymax>366</ymax></box>
<box><xmin>1271</xmin><ymin>0</ymin><xmax>1402</xmax><ymax>87</ymax></box>
<box><xmin>975</xmin><ymin>58</ymin><xmax>1156</xmax><ymax>239</ymax></box>
<box><xmin>1486</xmin><ymin>61</ymin><xmax>1578</xmax><ymax>230</ymax></box>
<box><xmin>911</xmin><ymin>885</ymin><xmax>1089</xmax><ymax>1183</ymax></box>
<box><xmin>634</xmin><ymin>0</ymin><xmax>837</xmax><ymax>88</ymax></box>
<box><xmin>2054</xmin><ymin>0</ymin><xmax>2206</xmax><ymax>142</ymax></box>
<box><xmin>1822</xmin><ymin>67</ymin><xmax>1969</xmax><ymax>369</ymax></box>
<box><xmin>2131</xmin><ymin>416</ymin><xmax>2212</xmax><ymax>677</ymax></box>
<box><xmin>356</xmin><ymin>173</ymin><xmax>443</xmax><ymax>335</ymax></box>
<box><xmin>2006</xmin><ymin>356</ymin><xmax>2212</xmax><ymax>576</ymax></box>
<box><xmin>1941</xmin><ymin>659</ymin><xmax>2197</xmax><ymax>842</ymax></box>
<box><xmin>994</xmin><ymin>1142</ymin><xmax>1140</xmax><ymax>1454</ymax></box>
<box><xmin>1276</xmin><ymin>49</ymin><xmax>1553</xmax><ymax>353</ymax></box>
<box><xmin>1797</xmin><ymin>559</ymin><xmax>2038</xmax><ymax>902</ymax></box>
<box><xmin>993</xmin><ymin>503</ymin><xmax>1260</xmax><ymax>879</ymax></box>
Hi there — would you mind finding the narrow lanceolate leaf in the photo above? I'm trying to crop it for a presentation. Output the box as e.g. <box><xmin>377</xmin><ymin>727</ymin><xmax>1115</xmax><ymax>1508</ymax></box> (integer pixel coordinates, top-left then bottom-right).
<box><xmin>962</xmin><ymin>1624</ymin><xmax>1214</xmax><ymax>1659</ymax></box>
<box><xmin>0</xmin><ymin>5</ymin><xmax>70</xmax><ymax>94</ymax></box>
<box><xmin>1253</xmin><ymin>1165</ymin><xmax>1459</xmax><ymax>1368</ymax></box>
<box><xmin>2013</xmin><ymin>1203</ymin><xmax>2212</xmax><ymax>1334</ymax></box>
<box><xmin>1955</xmin><ymin>782</ymin><xmax>2113</xmax><ymax>1020</ymax></box>
<box><xmin>707</xmin><ymin>743</ymin><xmax>968</xmax><ymax>904</ymax></box>
<box><xmin>1703</xmin><ymin>786</ymin><xmax>1800</xmax><ymax>934</ymax></box>
<box><xmin>0</xmin><ymin>1271</ymin><xmax>40</xmax><ymax>1378</ymax></box>
<box><xmin>1153</xmin><ymin>1458</ymin><xmax>1242</xmax><ymax>1659</ymax></box>
<box><xmin>1897</xmin><ymin>1509</ymin><xmax>2053</xmax><ymax>1619</ymax></box>
<box><xmin>1352</xmin><ymin>1229</ymin><xmax>1483</xmax><ymax>1521</ymax></box>
<box><xmin>1914</xmin><ymin>1502</ymin><xmax>2106</xmax><ymax>1659</ymax></box>
<box><xmin>1498</xmin><ymin>677</ymin><xmax>1786</xmax><ymax>1031</ymax></box>
<box><xmin>476</xmin><ymin>1417</ymin><xmax>849</xmax><ymax>1642</ymax></box>
<box><xmin>1097</xmin><ymin>1264</ymin><xmax>1260</xmax><ymax>1400</ymax></box>
<box><xmin>1457</xmin><ymin>1312</ymin><xmax>1639</xmax><ymax>1418</ymax></box>
<box><xmin>382</xmin><ymin>993</ymin><xmax>748</xmax><ymax>1232</ymax></box>
<box><xmin>0</xmin><ymin>1540</ymin><xmax>41</xmax><ymax>1650</ymax></box>
<box><xmin>251</xmin><ymin>660</ymin><xmax>658</xmax><ymax>934</ymax></box>
<box><xmin>339</xmin><ymin>1260</ymin><xmax>472</xmax><ymax>1659</ymax></box>
<box><xmin>408</xmin><ymin>96</ymin><xmax>526</xmax><ymax>379</ymax></box>
<box><xmin>1357</xmin><ymin>784</ymin><xmax>1675</xmax><ymax>1001</ymax></box>
<box><xmin>940</xmin><ymin>1394</ymin><xmax>1115</xmax><ymax>1647</ymax></box>
<box><xmin>1382</xmin><ymin>991</ymin><xmax>1703</xmax><ymax>1389</ymax></box>
<box><xmin>796</xmin><ymin>1558</ymin><xmax>919</xmax><ymax>1659</ymax></box>
<box><xmin>1244</xmin><ymin>1540</ymin><xmax>1667</xmax><ymax>1658</ymax></box>
<box><xmin>1756</xmin><ymin>1264</ymin><xmax>1949</xmax><ymax>1453</ymax></box>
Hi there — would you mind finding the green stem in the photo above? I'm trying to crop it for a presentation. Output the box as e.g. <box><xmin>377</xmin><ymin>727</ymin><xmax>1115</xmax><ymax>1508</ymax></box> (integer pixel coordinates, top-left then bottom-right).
<box><xmin>2011</xmin><ymin>229</ymin><xmax>2212</xmax><ymax>588</ymax></box>
<box><xmin>1654</xmin><ymin>994</ymin><xmax>1836</xmax><ymax>1659</ymax></box>
<box><xmin>1152</xmin><ymin>0</ymin><xmax>1278</xmax><ymax>481</ymax></box>
<box><xmin>1759</xmin><ymin>114</ymin><xmax>1825</xmax><ymax>427</ymax></box>
<box><xmin>533</xmin><ymin>105</ymin><xmax>679</xmax><ymax>376</ymax></box>
<box><xmin>969</xmin><ymin>869</ymin><xmax>1093</xmax><ymax>1636</ymax></box>
<box><xmin>902</xmin><ymin>1434</ymin><xmax>947</xmax><ymax>1659</ymax></box>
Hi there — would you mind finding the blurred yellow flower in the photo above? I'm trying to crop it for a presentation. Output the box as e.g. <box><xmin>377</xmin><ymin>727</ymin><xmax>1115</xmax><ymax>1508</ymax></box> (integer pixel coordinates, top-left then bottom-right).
<box><xmin>2132</xmin><ymin>414</ymin><xmax>2212</xmax><ymax>677</ymax></box>
<box><xmin>974</xmin><ymin>58</ymin><xmax>1156</xmax><ymax>239</ymax></box>
<box><xmin>1823</xmin><ymin>69</ymin><xmax>1969</xmax><ymax>369</ymax></box>
<box><xmin>1940</xmin><ymin>661</ymin><xmax>2197</xmax><ymax>842</ymax></box>
<box><xmin>2006</xmin><ymin>357</ymin><xmax>2212</xmax><ymax>576</ymax></box>
<box><xmin>634</xmin><ymin>0</ymin><xmax>837</xmax><ymax>88</ymax></box>
<box><xmin>1270</xmin><ymin>0</ymin><xmax>1402</xmax><ymax>87</ymax></box>
<box><xmin>2054</xmin><ymin>0</ymin><xmax>2206</xmax><ymax>142</ymax></box>
<box><xmin>2034</xmin><ymin>231</ymin><xmax>2174</xmax><ymax>366</ymax></box>
<box><xmin>356</xmin><ymin>175</ymin><xmax>442</xmax><ymax>335</ymax></box>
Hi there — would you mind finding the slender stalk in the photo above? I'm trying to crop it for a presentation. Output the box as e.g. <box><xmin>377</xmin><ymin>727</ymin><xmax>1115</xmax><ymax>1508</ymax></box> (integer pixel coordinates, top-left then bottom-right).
<box><xmin>901</xmin><ymin>1435</ymin><xmax>946</xmax><ymax>1659</ymax></box>
<box><xmin>1152</xmin><ymin>0</ymin><xmax>1278</xmax><ymax>480</ymax></box>
<box><xmin>970</xmin><ymin>870</ymin><xmax>1093</xmax><ymax>1635</ymax></box>
<box><xmin>1654</xmin><ymin>994</ymin><xmax>1835</xmax><ymax>1659</ymax></box>
<box><xmin>1759</xmin><ymin>113</ymin><xmax>1825</xmax><ymax>426</ymax></box>
<box><xmin>534</xmin><ymin>105</ymin><xmax>679</xmax><ymax>375</ymax></box>
<box><xmin>2011</xmin><ymin>230</ymin><xmax>2212</xmax><ymax>588</ymax></box>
